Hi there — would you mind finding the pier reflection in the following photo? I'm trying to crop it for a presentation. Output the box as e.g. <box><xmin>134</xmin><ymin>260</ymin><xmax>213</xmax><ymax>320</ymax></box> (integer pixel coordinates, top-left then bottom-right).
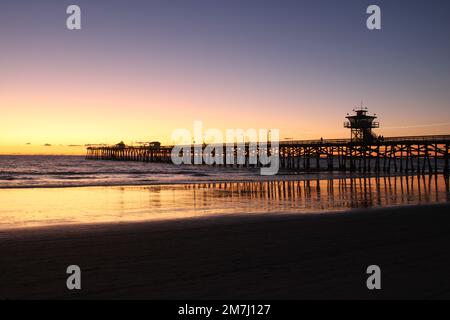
<box><xmin>176</xmin><ymin>174</ymin><xmax>450</xmax><ymax>212</ymax></box>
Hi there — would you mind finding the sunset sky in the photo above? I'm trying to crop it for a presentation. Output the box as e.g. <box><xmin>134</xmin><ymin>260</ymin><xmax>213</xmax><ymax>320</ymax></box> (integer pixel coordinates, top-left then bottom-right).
<box><xmin>1</xmin><ymin>0</ymin><xmax>450</xmax><ymax>155</ymax></box>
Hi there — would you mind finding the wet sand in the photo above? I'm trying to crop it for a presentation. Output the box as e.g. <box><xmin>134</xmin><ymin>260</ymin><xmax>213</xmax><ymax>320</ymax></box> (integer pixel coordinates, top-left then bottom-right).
<box><xmin>1</xmin><ymin>174</ymin><xmax>448</xmax><ymax>230</ymax></box>
<box><xmin>1</xmin><ymin>203</ymin><xmax>450</xmax><ymax>299</ymax></box>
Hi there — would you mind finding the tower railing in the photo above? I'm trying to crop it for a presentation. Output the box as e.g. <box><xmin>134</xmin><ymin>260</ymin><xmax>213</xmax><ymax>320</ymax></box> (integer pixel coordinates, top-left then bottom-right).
<box><xmin>344</xmin><ymin>121</ymin><xmax>380</xmax><ymax>128</ymax></box>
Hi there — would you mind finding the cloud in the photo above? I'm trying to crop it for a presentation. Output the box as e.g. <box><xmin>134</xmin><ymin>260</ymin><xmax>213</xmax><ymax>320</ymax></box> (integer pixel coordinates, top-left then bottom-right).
<box><xmin>43</xmin><ymin>143</ymin><xmax>52</xmax><ymax>147</ymax></box>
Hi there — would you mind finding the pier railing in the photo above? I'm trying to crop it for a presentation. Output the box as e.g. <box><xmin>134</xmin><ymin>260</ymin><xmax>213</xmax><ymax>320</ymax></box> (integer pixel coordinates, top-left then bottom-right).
<box><xmin>279</xmin><ymin>135</ymin><xmax>450</xmax><ymax>146</ymax></box>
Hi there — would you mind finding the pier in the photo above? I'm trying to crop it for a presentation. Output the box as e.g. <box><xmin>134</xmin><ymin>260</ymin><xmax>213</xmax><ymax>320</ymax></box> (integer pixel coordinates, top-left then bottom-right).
<box><xmin>86</xmin><ymin>109</ymin><xmax>450</xmax><ymax>175</ymax></box>
<box><xmin>86</xmin><ymin>135</ymin><xmax>450</xmax><ymax>174</ymax></box>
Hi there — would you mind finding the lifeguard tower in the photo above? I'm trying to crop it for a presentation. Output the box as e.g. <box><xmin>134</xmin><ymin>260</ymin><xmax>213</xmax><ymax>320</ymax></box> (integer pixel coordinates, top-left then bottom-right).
<box><xmin>344</xmin><ymin>106</ymin><xmax>379</xmax><ymax>143</ymax></box>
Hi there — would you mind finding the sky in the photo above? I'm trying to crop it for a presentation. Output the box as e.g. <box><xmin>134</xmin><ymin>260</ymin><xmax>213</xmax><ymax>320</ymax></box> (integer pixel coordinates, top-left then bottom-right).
<box><xmin>1</xmin><ymin>0</ymin><xmax>450</xmax><ymax>154</ymax></box>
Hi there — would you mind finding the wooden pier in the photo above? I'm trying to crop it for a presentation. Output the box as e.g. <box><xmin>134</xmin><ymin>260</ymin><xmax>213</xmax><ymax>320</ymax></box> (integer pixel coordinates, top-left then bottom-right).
<box><xmin>86</xmin><ymin>135</ymin><xmax>450</xmax><ymax>175</ymax></box>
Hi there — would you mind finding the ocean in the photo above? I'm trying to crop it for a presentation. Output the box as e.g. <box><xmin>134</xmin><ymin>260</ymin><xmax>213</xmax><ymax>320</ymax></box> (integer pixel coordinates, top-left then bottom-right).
<box><xmin>0</xmin><ymin>155</ymin><xmax>448</xmax><ymax>229</ymax></box>
<box><xmin>0</xmin><ymin>155</ymin><xmax>378</xmax><ymax>188</ymax></box>
<box><xmin>0</xmin><ymin>155</ymin><xmax>265</xmax><ymax>188</ymax></box>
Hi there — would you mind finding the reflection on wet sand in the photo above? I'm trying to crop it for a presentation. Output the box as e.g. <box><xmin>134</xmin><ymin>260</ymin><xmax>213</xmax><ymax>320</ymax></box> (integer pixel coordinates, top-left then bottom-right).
<box><xmin>176</xmin><ymin>174</ymin><xmax>450</xmax><ymax>211</ymax></box>
<box><xmin>0</xmin><ymin>175</ymin><xmax>448</xmax><ymax>229</ymax></box>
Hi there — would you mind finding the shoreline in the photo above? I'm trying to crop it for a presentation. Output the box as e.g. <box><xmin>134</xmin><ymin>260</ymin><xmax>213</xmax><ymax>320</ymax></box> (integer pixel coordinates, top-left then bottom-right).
<box><xmin>1</xmin><ymin>203</ymin><xmax>450</xmax><ymax>299</ymax></box>
<box><xmin>1</xmin><ymin>170</ymin><xmax>447</xmax><ymax>190</ymax></box>
<box><xmin>1</xmin><ymin>174</ymin><xmax>448</xmax><ymax>231</ymax></box>
<box><xmin>0</xmin><ymin>202</ymin><xmax>437</xmax><ymax>235</ymax></box>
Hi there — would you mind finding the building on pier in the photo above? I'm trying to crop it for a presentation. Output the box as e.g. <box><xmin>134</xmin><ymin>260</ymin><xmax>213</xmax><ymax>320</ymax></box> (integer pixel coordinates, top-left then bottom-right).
<box><xmin>344</xmin><ymin>107</ymin><xmax>380</xmax><ymax>143</ymax></box>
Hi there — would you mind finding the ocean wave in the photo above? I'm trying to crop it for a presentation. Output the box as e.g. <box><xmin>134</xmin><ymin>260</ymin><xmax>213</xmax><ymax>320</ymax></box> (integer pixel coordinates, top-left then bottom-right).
<box><xmin>0</xmin><ymin>175</ymin><xmax>15</xmax><ymax>181</ymax></box>
<box><xmin>55</xmin><ymin>175</ymin><xmax>101</xmax><ymax>180</ymax></box>
<box><xmin>0</xmin><ymin>169</ymin><xmax>215</xmax><ymax>176</ymax></box>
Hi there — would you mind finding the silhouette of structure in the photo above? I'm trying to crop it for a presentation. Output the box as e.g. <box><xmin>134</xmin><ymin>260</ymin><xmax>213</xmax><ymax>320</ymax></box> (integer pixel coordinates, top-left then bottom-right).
<box><xmin>344</xmin><ymin>107</ymin><xmax>379</xmax><ymax>143</ymax></box>
<box><xmin>86</xmin><ymin>110</ymin><xmax>450</xmax><ymax>175</ymax></box>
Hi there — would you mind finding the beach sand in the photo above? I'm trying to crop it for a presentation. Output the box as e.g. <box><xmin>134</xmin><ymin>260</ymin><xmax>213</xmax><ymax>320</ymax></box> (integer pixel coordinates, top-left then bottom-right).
<box><xmin>1</xmin><ymin>203</ymin><xmax>450</xmax><ymax>299</ymax></box>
